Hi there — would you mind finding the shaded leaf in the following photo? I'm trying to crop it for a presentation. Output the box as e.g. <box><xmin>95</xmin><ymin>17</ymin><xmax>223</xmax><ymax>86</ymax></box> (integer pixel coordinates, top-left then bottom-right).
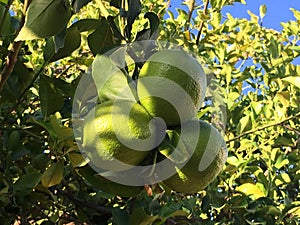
<box><xmin>14</xmin><ymin>172</ymin><xmax>41</xmax><ymax>195</ymax></box>
<box><xmin>87</xmin><ymin>18</ymin><xmax>115</xmax><ymax>55</ymax></box>
<box><xmin>16</xmin><ymin>0</ymin><xmax>71</xmax><ymax>40</ymax></box>
<box><xmin>126</xmin><ymin>0</ymin><xmax>141</xmax><ymax>39</ymax></box>
<box><xmin>237</xmin><ymin>115</ymin><xmax>252</xmax><ymax>134</ymax></box>
<box><xmin>45</xmin><ymin>26</ymin><xmax>81</xmax><ymax>62</ymax></box>
<box><xmin>112</xmin><ymin>208</ymin><xmax>129</xmax><ymax>225</ymax></box>
<box><xmin>129</xmin><ymin>207</ymin><xmax>158</xmax><ymax>225</ymax></box>
<box><xmin>76</xmin><ymin>165</ymin><xmax>143</xmax><ymax>197</ymax></box>
<box><xmin>0</xmin><ymin>4</ymin><xmax>14</xmax><ymax>36</ymax></box>
<box><xmin>72</xmin><ymin>0</ymin><xmax>92</xmax><ymax>13</ymax></box>
<box><xmin>70</xmin><ymin>18</ymin><xmax>100</xmax><ymax>32</ymax></box>
<box><xmin>144</xmin><ymin>12</ymin><xmax>159</xmax><ymax>37</ymax></box>
<box><xmin>41</xmin><ymin>160</ymin><xmax>64</xmax><ymax>187</ymax></box>
<box><xmin>110</xmin><ymin>0</ymin><xmax>121</xmax><ymax>8</ymax></box>
<box><xmin>39</xmin><ymin>75</ymin><xmax>66</xmax><ymax>117</ymax></box>
<box><xmin>53</xmin><ymin>27</ymin><xmax>67</xmax><ymax>52</ymax></box>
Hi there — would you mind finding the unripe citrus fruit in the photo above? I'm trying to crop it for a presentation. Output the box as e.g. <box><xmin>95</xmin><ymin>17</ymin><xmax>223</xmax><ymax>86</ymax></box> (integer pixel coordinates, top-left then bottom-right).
<box><xmin>137</xmin><ymin>49</ymin><xmax>206</xmax><ymax>126</ymax></box>
<box><xmin>160</xmin><ymin>120</ymin><xmax>227</xmax><ymax>193</ymax></box>
<box><xmin>82</xmin><ymin>100</ymin><xmax>160</xmax><ymax>172</ymax></box>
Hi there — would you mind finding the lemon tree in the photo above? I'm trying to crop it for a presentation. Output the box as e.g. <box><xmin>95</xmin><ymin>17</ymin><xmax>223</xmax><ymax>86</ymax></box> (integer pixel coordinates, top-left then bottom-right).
<box><xmin>0</xmin><ymin>0</ymin><xmax>299</xmax><ymax>224</ymax></box>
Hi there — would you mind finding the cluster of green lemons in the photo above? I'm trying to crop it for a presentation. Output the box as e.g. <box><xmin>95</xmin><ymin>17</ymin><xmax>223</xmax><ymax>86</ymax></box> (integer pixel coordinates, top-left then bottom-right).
<box><xmin>82</xmin><ymin>49</ymin><xmax>227</xmax><ymax>195</ymax></box>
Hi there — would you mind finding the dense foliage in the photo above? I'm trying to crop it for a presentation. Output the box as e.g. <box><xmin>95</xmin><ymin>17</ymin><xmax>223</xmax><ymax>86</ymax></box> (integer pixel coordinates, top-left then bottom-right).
<box><xmin>0</xmin><ymin>0</ymin><xmax>299</xmax><ymax>224</ymax></box>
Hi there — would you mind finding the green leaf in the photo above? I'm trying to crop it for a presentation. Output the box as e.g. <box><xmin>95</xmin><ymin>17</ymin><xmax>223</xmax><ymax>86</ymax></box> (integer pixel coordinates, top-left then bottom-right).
<box><xmin>0</xmin><ymin>0</ymin><xmax>8</xmax><ymax>4</ymax></box>
<box><xmin>53</xmin><ymin>28</ymin><xmax>67</xmax><ymax>52</ymax></box>
<box><xmin>92</xmin><ymin>54</ymin><xmax>136</xmax><ymax>102</ymax></box>
<box><xmin>112</xmin><ymin>208</ymin><xmax>129</xmax><ymax>225</ymax></box>
<box><xmin>158</xmin><ymin>130</ymin><xmax>190</xmax><ymax>164</ymax></box>
<box><xmin>14</xmin><ymin>172</ymin><xmax>41</xmax><ymax>195</ymax></box>
<box><xmin>45</xmin><ymin>26</ymin><xmax>81</xmax><ymax>62</ymax></box>
<box><xmin>129</xmin><ymin>207</ymin><xmax>158</xmax><ymax>225</ymax></box>
<box><xmin>236</xmin><ymin>183</ymin><xmax>265</xmax><ymax>199</ymax></box>
<box><xmin>16</xmin><ymin>0</ymin><xmax>71</xmax><ymax>41</ymax></box>
<box><xmin>144</xmin><ymin>12</ymin><xmax>159</xmax><ymax>37</ymax></box>
<box><xmin>76</xmin><ymin>165</ymin><xmax>143</xmax><ymax>197</ymax></box>
<box><xmin>259</xmin><ymin>4</ymin><xmax>267</xmax><ymax>20</ymax></box>
<box><xmin>39</xmin><ymin>75</ymin><xmax>66</xmax><ymax>117</ymax></box>
<box><xmin>70</xmin><ymin>18</ymin><xmax>100</xmax><ymax>32</ymax></box>
<box><xmin>282</xmin><ymin>76</ymin><xmax>300</xmax><ymax>89</ymax></box>
<box><xmin>41</xmin><ymin>160</ymin><xmax>64</xmax><ymax>187</ymax></box>
<box><xmin>269</xmin><ymin>36</ymin><xmax>279</xmax><ymax>58</ymax></box>
<box><xmin>72</xmin><ymin>0</ymin><xmax>92</xmax><ymax>13</ymax></box>
<box><xmin>49</xmin><ymin>113</ymin><xmax>74</xmax><ymax>142</ymax></box>
<box><xmin>87</xmin><ymin>18</ymin><xmax>115</xmax><ymax>55</ymax></box>
<box><xmin>237</xmin><ymin>115</ymin><xmax>252</xmax><ymax>134</ymax></box>
<box><xmin>110</xmin><ymin>0</ymin><xmax>121</xmax><ymax>8</ymax></box>
<box><xmin>68</xmin><ymin>152</ymin><xmax>87</xmax><ymax>167</ymax></box>
<box><xmin>0</xmin><ymin>4</ymin><xmax>14</xmax><ymax>36</ymax></box>
<box><xmin>126</xmin><ymin>0</ymin><xmax>141</xmax><ymax>38</ymax></box>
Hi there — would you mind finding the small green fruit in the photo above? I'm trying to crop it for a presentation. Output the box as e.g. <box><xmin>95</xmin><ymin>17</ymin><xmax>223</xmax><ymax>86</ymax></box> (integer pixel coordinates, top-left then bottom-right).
<box><xmin>160</xmin><ymin>120</ymin><xmax>227</xmax><ymax>193</ymax></box>
<box><xmin>137</xmin><ymin>49</ymin><xmax>206</xmax><ymax>127</ymax></box>
<box><xmin>82</xmin><ymin>100</ymin><xmax>159</xmax><ymax>172</ymax></box>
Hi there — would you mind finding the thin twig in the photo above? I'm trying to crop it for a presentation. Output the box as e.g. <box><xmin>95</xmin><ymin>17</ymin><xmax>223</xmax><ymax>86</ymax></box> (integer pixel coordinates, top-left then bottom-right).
<box><xmin>57</xmin><ymin>190</ymin><xmax>112</xmax><ymax>215</ymax></box>
<box><xmin>196</xmin><ymin>0</ymin><xmax>209</xmax><ymax>45</ymax></box>
<box><xmin>185</xmin><ymin>0</ymin><xmax>195</xmax><ymax>31</ymax></box>
<box><xmin>226</xmin><ymin>112</ymin><xmax>300</xmax><ymax>143</ymax></box>
<box><xmin>0</xmin><ymin>0</ymin><xmax>31</xmax><ymax>90</ymax></box>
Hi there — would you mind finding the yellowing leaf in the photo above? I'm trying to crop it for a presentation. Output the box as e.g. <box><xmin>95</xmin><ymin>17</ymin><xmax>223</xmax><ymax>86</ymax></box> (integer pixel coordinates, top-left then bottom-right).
<box><xmin>236</xmin><ymin>183</ymin><xmax>265</xmax><ymax>199</ymax></box>
<box><xmin>41</xmin><ymin>160</ymin><xmax>64</xmax><ymax>187</ymax></box>
<box><xmin>282</xmin><ymin>76</ymin><xmax>300</xmax><ymax>89</ymax></box>
<box><xmin>259</xmin><ymin>4</ymin><xmax>267</xmax><ymax>20</ymax></box>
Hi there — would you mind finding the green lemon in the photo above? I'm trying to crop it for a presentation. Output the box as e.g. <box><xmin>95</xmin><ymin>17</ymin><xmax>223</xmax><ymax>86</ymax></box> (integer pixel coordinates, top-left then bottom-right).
<box><xmin>82</xmin><ymin>100</ymin><xmax>158</xmax><ymax>172</ymax></box>
<box><xmin>160</xmin><ymin>120</ymin><xmax>227</xmax><ymax>193</ymax></box>
<box><xmin>137</xmin><ymin>49</ymin><xmax>206</xmax><ymax>127</ymax></box>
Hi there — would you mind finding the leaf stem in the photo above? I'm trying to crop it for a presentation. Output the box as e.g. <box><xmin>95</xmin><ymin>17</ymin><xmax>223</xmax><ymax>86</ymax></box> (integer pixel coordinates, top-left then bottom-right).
<box><xmin>196</xmin><ymin>0</ymin><xmax>209</xmax><ymax>45</ymax></box>
<box><xmin>226</xmin><ymin>111</ymin><xmax>300</xmax><ymax>143</ymax></box>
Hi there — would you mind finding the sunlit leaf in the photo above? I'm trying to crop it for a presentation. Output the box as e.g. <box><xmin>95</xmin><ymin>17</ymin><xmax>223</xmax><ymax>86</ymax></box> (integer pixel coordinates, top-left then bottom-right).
<box><xmin>236</xmin><ymin>183</ymin><xmax>265</xmax><ymax>199</ymax></box>
<box><xmin>282</xmin><ymin>76</ymin><xmax>300</xmax><ymax>89</ymax></box>
<box><xmin>16</xmin><ymin>0</ymin><xmax>71</xmax><ymax>40</ymax></box>
<box><xmin>259</xmin><ymin>4</ymin><xmax>267</xmax><ymax>20</ymax></box>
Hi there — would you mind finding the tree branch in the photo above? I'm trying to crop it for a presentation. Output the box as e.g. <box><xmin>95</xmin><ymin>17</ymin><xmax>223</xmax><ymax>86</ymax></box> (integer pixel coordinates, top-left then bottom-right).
<box><xmin>57</xmin><ymin>190</ymin><xmax>112</xmax><ymax>215</ymax></box>
<box><xmin>0</xmin><ymin>0</ymin><xmax>31</xmax><ymax>90</ymax></box>
<box><xmin>185</xmin><ymin>0</ymin><xmax>195</xmax><ymax>31</ymax></box>
<box><xmin>226</xmin><ymin>112</ymin><xmax>300</xmax><ymax>143</ymax></box>
<box><xmin>196</xmin><ymin>0</ymin><xmax>209</xmax><ymax>45</ymax></box>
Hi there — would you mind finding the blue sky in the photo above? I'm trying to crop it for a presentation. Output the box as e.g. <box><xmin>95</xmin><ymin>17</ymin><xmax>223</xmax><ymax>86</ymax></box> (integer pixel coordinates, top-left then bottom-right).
<box><xmin>221</xmin><ymin>0</ymin><xmax>300</xmax><ymax>31</ymax></box>
<box><xmin>170</xmin><ymin>0</ymin><xmax>300</xmax><ymax>31</ymax></box>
